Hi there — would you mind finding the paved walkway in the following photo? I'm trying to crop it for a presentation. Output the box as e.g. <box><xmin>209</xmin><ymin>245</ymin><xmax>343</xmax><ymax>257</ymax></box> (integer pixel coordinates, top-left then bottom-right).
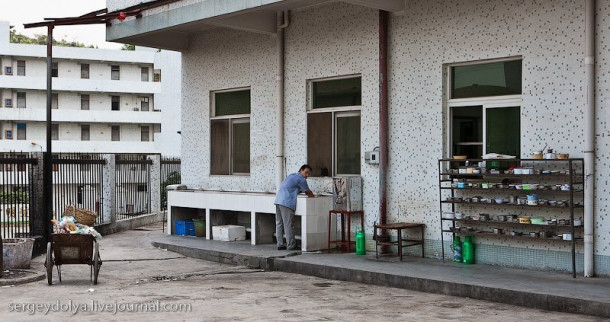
<box><xmin>152</xmin><ymin>234</ymin><xmax>610</xmax><ymax>318</ymax></box>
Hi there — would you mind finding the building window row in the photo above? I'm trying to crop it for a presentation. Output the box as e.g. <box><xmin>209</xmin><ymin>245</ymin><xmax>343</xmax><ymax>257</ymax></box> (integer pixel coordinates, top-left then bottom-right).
<box><xmin>5</xmin><ymin>123</ymin><xmax>156</xmax><ymax>142</ymax></box>
<box><xmin>0</xmin><ymin>92</ymin><xmax>152</xmax><ymax>111</ymax></box>
<box><xmin>3</xmin><ymin>60</ymin><xmax>156</xmax><ymax>81</ymax></box>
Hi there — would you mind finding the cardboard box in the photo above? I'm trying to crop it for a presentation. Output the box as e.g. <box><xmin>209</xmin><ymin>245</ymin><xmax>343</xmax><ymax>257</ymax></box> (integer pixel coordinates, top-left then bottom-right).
<box><xmin>212</xmin><ymin>225</ymin><xmax>246</xmax><ymax>241</ymax></box>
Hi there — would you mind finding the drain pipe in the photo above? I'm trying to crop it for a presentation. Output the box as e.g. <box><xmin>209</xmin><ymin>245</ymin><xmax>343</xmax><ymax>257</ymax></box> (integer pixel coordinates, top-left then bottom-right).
<box><xmin>584</xmin><ymin>0</ymin><xmax>595</xmax><ymax>277</ymax></box>
<box><xmin>379</xmin><ymin>10</ymin><xmax>389</xmax><ymax>226</ymax></box>
<box><xmin>276</xmin><ymin>11</ymin><xmax>289</xmax><ymax>189</ymax></box>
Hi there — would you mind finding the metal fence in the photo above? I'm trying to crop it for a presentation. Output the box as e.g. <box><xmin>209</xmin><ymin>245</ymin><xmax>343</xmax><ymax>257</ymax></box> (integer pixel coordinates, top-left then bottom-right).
<box><xmin>161</xmin><ymin>157</ymin><xmax>181</xmax><ymax>210</ymax></box>
<box><xmin>0</xmin><ymin>153</ymin><xmax>38</xmax><ymax>239</ymax></box>
<box><xmin>52</xmin><ymin>153</ymin><xmax>106</xmax><ymax>225</ymax></box>
<box><xmin>0</xmin><ymin>153</ymin><xmax>181</xmax><ymax>238</ymax></box>
<box><xmin>115</xmin><ymin>154</ymin><xmax>152</xmax><ymax>221</ymax></box>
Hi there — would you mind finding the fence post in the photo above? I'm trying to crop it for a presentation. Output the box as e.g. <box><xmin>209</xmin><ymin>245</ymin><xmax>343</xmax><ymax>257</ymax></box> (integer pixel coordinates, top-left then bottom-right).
<box><xmin>102</xmin><ymin>154</ymin><xmax>116</xmax><ymax>223</ymax></box>
<box><xmin>149</xmin><ymin>155</ymin><xmax>161</xmax><ymax>215</ymax></box>
<box><xmin>30</xmin><ymin>152</ymin><xmax>47</xmax><ymax>254</ymax></box>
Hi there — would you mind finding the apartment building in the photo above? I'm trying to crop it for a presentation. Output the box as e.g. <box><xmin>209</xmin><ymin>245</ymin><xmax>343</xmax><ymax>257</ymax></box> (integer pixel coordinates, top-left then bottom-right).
<box><xmin>0</xmin><ymin>21</ymin><xmax>181</xmax><ymax>156</ymax></box>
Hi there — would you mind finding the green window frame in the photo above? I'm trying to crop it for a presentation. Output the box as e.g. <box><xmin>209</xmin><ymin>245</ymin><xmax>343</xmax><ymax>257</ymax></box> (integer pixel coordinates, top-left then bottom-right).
<box><xmin>210</xmin><ymin>88</ymin><xmax>251</xmax><ymax>175</ymax></box>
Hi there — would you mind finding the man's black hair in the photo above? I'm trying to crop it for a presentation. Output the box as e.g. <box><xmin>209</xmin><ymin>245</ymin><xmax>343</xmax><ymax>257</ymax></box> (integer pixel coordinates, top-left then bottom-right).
<box><xmin>299</xmin><ymin>164</ymin><xmax>312</xmax><ymax>172</ymax></box>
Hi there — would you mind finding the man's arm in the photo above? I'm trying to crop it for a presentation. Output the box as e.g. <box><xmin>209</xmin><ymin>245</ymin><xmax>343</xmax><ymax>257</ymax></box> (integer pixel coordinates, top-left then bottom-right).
<box><xmin>305</xmin><ymin>190</ymin><xmax>315</xmax><ymax>198</ymax></box>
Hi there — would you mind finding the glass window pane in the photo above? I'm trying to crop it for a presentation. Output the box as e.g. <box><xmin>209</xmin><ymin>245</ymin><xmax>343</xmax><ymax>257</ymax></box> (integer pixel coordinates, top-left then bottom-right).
<box><xmin>111</xmin><ymin>65</ymin><xmax>120</xmax><ymax>80</ymax></box>
<box><xmin>141</xmin><ymin>67</ymin><xmax>149</xmax><ymax>82</ymax></box>
<box><xmin>17</xmin><ymin>123</ymin><xmax>26</xmax><ymax>140</ymax></box>
<box><xmin>307</xmin><ymin>113</ymin><xmax>332</xmax><ymax>177</ymax></box>
<box><xmin>486</xmin><ymin>107</ymin><xmax>520</xmax><ymax>156</ymax></box>
<box><xmin>214</xmin><ymin>90</ymin><xmax>251</xmax><ymax>116</ymax></box>
<box><xmin>451</xmin><ymin>60</ymin><xmax>522</xmax><ymax>99</ymax></box>
<box><xmin>111</xmin><ymin>126</ymin><xmax>120</xmax><ymax>141</ymax></box>
<box><xmin>312</xmin><ymin>77</ymin><xmax>361</xmax><ymax>109</ymax></box>
<box><xmin>51</xmin><ymin>124</ymin><xmax>59</xmax><ymax>140</ymax></box>
<box><xmin>52</xmin><ymin>93</ymin><xmax>58</xmax><ymax>109</ymax></box>
<box><xmin>336</xmin><ymin>114</ymin><xmax>361</xmax><ymax>175</ymax></box>
<box><xmin>112</xmin><ymin>96</ymin><xmax>120</xmax><ymax>110</ymax></box>
<box><xmin>81</xmin><ymin>125</ymin><xmax>90</xmax><ymax>141</ymax></box>
<box><xmin>451</xmin><ymin>106</ymin><xmax>483</xmax><ymax>158</ymax></box>
<box><xmin>232</xmin><ymin>120</ymin><xmax>250</xmax><ymax>174</ymax></box>
<box><xmin>81</xmin><ymin>94</ymin><xmax>90</xmax><ymax>110</ymax></box>
<box><xmin>140</xmin><ymin>97</ymin><xmax>149</xmax><ymax>111</ymax></box>
<box><xmin>210</xmin><ymin>120</ymin><xmax>230</xmax><ymax>175</ymax></box>
<box><xmin>81</xmin><ymin>64</ymin><xmax>89</xmax><ymax>79</ymax></box>
<box><xmin>17</xmin><ymin>92</ymin><xmax>26</xmax><ymax>108</ymax></box>
<box><xmin>141</xmin><ymin>126</ymin><xmax>150</xmax><ymax>142</ymax></box>
<box><xmin>17</xmin><ymin>60</ymin><xmax>25</xmax><ymax>76</ymax></box>
<box><xmin>52</xmin><ymin>61</ymin><xmax>58</xmax><ymax>77</ymax></box>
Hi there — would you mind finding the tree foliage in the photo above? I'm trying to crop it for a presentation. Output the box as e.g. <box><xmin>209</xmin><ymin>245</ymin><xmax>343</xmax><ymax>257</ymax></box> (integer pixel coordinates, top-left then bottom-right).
<box><xmin>160</xmin><ymin>171</ymin><xmax>181</xmax><ymax>209</ymax></box>
<box><xmin>0</xmin><ymin>188</ymin><xmax>29</xmax><ymax>204</ymax></box>
<box><xmin>121</xmin><ymin>44</ymin><xmax>135</xmax><ymax>51</ymax></box>
<box><xmin>10</xmin><ymin>27</ymin><xmax>97</xmax><ymax>48</ymax></box>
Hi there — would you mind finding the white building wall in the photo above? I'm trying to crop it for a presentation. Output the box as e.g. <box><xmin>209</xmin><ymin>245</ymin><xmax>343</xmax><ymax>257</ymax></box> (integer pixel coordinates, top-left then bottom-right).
<box><xmin>181</xmin><ymin>28</ymin><xmax>277</xmax><ymax>191</ymax></box>
<box><xmin>176</xmin><ymin>0</ymin><xmax>610</xmax><ymax>273</ymax></box>
<box><xmin>284</xmin><ymin>3</ymin><xmax>379</xmax><ymax>223</ymax></box>
<box><xmin>0</xmin><ymin>21</ymin><xmax>180</xmax><ymax>156</ymax></box>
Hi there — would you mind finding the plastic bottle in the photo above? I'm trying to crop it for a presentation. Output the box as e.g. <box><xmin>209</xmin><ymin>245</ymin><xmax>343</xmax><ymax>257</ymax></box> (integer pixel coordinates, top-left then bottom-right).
<box><xmin>355</xmin><ymin>230</ymin><xmax>366</xmax><ymax>255</ymax></box>
<box><xmin>451</xmin><ymin>236</ymin><xmax>462</xmax><ymax>263</ymax></box>
<box><xmin>462</xmin><ymin>235</ymin><xmax>475</xmax><ymax>264</ymax></box>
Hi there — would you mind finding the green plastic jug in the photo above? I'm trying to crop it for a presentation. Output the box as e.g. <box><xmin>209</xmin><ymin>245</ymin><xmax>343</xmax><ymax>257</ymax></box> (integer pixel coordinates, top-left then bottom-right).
<box><xmin>462</xmin><ymin>235</ymin><xmax>475</xmax><ymax>264</ymax></box>
<box><xmin>356</xmin><ymin>230</ymin><xmax>366</xmax><ymax>255</ymax></box>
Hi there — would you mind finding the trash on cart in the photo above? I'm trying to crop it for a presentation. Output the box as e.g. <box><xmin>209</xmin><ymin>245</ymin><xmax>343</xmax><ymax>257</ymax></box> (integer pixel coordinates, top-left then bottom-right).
<box><xmin>51</xmin><ymin>215</ymin><xmax>102</xmax><ymax>241</ymax></box>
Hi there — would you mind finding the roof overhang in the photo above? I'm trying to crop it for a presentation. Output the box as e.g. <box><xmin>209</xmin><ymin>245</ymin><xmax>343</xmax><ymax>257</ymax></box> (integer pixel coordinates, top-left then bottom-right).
<box><xmin>105</xmin><ymin>0</ymin><xmax>405</xmax><ymax>51</ymax></box>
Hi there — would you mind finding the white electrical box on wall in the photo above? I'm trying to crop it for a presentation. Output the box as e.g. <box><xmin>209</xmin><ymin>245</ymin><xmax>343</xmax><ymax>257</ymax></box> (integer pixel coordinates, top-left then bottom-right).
<box><xmin>365</xmin><ymin>151</ymin><xmax>379</xmax><ymax>164</ymax></box>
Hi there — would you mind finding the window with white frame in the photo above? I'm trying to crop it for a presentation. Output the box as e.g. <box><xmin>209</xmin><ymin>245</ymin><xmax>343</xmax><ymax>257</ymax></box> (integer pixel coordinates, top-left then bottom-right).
<box><xmin>307</xmin><ymin>76</ymin><xmax>362</xmax><ymax>177</ymax></box>
<box><xmin>210</xmin><ymin>88</ymin><xmax>250</xmax><ymax>175</ymax></box>
<box><xmin>111</xmin><ymin>65</ymin><xmax>120</xmax><ymax>80</ymax></box>
<box><xmin>448</xmin><ymin>58</ymin><xmax>522</xmax><ymax>159</ymax></box>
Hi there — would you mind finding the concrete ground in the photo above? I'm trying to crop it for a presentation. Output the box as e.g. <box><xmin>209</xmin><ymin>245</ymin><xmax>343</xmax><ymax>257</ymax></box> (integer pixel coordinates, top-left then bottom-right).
<box><xmin>0</xmin><ymin>223</ymin><xmax>603</xmax><ymax>321</ymax></box>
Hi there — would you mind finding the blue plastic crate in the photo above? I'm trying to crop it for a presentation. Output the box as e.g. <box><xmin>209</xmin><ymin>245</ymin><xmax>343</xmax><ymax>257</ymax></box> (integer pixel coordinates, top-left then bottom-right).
<box><xmin>174</xmin><ymin>220</ymin><xmax>186</xmax><ymax>235</ymax></box>
<box><xmin>185</xmin><ymin>220</ymin><xmax>196</xmax><ymax>236</ymax></box>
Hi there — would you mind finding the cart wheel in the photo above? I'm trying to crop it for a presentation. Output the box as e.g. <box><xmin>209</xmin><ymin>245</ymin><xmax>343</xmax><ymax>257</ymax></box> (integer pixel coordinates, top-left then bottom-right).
<box><xmin>93</xmin><ymin>241</ymin><xmax>100</xmax><ymax>285</ymax></box>
<box><xmin>46</xmin><ymin>242</ymin><xmax>53</xmax><ymax>285</ymax></box>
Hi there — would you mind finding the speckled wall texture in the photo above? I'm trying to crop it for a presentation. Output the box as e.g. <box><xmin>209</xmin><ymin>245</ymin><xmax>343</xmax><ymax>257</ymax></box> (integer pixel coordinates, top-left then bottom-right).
<box><xmin>179</xmin><ymin>0</ymin><xmax>610</xmax><ymax>274</ymax></box>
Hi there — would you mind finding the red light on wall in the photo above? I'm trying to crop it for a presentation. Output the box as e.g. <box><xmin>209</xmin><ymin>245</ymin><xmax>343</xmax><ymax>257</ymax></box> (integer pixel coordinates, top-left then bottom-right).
<box><xmin>117</xmin><ymin>12</ymin><xmax>127</xmax><ymax>21</ymax></box>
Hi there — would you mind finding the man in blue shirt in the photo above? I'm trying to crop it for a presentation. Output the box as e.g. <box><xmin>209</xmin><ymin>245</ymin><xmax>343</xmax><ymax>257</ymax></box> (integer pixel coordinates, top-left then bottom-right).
<box><xmin>275</xmin><ymin>164</ymin><xmax>315</xmax><ymax>250</ymax></box>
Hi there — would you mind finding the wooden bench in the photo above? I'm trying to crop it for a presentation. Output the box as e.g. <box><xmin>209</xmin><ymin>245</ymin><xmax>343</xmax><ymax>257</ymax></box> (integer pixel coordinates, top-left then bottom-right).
<box><xmin>373</xmin><ymin>222</ymin><xmax>425</xmax><ymax>261</ymax></box>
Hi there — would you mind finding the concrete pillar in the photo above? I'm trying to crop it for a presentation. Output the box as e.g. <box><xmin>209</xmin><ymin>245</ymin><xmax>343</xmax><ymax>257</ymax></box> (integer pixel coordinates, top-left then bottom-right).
<box><xmin>102</xmin><ymin>154</ymin><xmax>116</xmax><ymax>223</ymax></box>
<box><xmin>29</xmin><ymin>152</ymin><xmax>47</xmax><ymax>254</ymax></box>
<box><xmin>148</xmin><ymin>154</ymin><xmax>161</xmax><ymax>215</ymax></box>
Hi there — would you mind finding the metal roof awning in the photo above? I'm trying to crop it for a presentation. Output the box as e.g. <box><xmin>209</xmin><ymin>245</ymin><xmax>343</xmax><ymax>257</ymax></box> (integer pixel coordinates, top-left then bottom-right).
<box><xmin>24</xmin><ymin>0</ymin><xmax>404</xmax><ymax>52</ymax></box>
<box><xmin>102</xmin><ymin>0</ymin><xmax>405</xmax><ymax>52</ymax></box>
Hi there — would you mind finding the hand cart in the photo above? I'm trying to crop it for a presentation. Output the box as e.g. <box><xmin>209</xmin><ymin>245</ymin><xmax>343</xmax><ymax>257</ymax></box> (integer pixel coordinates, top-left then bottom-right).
<box><xmin>45</xmin><ymin>233</ymin><xmax>101</xmax><ymax>285</ymax></box>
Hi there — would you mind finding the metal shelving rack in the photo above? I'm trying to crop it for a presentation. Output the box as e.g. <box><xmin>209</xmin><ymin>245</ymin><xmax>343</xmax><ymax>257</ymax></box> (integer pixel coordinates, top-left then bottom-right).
<box><xmin>438</xmin><ymin>158</ymin><xmax>584</xmax><ymax>278</ymax></box>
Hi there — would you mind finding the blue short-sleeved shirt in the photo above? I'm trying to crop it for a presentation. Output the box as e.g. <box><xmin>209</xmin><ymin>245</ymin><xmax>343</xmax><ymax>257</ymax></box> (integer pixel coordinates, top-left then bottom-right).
<box><xmin>274</xmin><ymin>173</ymin><xmax>310</xmax><ymax>211</ymax></box>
